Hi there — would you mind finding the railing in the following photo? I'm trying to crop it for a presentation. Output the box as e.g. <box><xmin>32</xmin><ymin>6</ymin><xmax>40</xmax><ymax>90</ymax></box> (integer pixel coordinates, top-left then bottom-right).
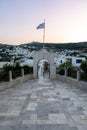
<box><xmin>56</xmin><ymin>68</ymin><xmax>81</xmax><ymax>81</ymax></box>
<box><xmin>0</xmin><ymin>68</ymin><xmax>33</xmax><ymax>82</ymax></box>
<box><xmin>9</xmin><ymin>68</ymin><xmax>33</xmax><ymax>82</ymax></box>
<box><xmin>0</xmin><ymin>68</ymin><xmax>33</xmax><ymax>91</ymax></box>
<box><xmin>56</xmin><ymin>68</ymin><xmax>87</xmax><ymax>89</ymax></box>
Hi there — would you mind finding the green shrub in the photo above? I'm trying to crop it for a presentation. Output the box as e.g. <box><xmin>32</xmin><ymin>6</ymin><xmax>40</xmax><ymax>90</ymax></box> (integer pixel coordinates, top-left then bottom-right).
<box><xmin>0</xmin><ymin>63</ymin><xmax>33</xmax><ymax>82</ymax></box>
<box><xmin>58</xmin><ymin>62</ymin><xmax>72</xmax><ymax>76</ymax></box>
<box><xmin>23</xmin><ymin>65</ymin><xmax>33</xmax><ymax>75</ymax></box>
<box><xmin>0</xmin><ymin>69</ymin><xmax>9</xmax><ymax>81</ymax></box>
<box><xmin>67</xmin><ymin>67</ymin><xmax>77</xmax><ymax>78</ymax></box>
<box><xmin>0</xmin><ymin>57</ymin><xmax>10</xmax><ymax>62</ymax></box>
<box><xmin>80</xmin><ymin>73</ymin><xmax>87</xmax><ymax>81</ymax></box>
<box><xmin>80</xmin><ymin>60</ymin><xmax>87</xmax><ymax>73</ymax></box>
<box><xmin>58</xmin><ymin>68</ymin><xmax>65</xmax><ymax>75</ymax></box>
<box><xmin>12</xmin><ymin>69</ymin><xmax>21</xmax><ymax>79</ymax></box>
<box><xmin>59</xmin><ymin>62</ymin><xmax>71</xmax><ymax>69</ymax></box>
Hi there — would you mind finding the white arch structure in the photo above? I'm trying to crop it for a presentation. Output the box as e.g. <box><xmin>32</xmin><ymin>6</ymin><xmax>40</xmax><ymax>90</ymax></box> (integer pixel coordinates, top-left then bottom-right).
<box><xmin>33</xmin><ymin>49</ymin><xmax>56</xmax><ymax>79</ymax></box>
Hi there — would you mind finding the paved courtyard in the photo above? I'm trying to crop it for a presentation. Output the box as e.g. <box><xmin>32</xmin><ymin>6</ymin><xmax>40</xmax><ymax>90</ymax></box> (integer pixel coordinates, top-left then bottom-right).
<box><xmin>0</xmin><ymin>78</ymin><xmax>87</xmax><ymax>130</ymax></box>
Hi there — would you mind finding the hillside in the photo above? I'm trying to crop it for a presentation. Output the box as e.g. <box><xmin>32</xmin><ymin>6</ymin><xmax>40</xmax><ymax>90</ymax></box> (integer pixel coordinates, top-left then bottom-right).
<box><xmin>0</xmin><ymin>41</ymin><xmax>87</xmax><ymax>51</ymax></box>
<box><xmin>19</xmin><ymin>41</ymin><xmax>87</xmax><ymax>50</ymax></box>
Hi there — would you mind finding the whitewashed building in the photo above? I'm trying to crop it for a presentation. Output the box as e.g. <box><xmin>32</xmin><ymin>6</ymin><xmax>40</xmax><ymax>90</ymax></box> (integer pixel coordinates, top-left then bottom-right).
<box><xmin>54</xmin><ymin>54</ymin><xmax>86</xmax><ymax>67</ymax></box>
<box><xmin>66</xmin><ymin>56</ymin><xmax>86</xmax><ymax>67</ymax></box>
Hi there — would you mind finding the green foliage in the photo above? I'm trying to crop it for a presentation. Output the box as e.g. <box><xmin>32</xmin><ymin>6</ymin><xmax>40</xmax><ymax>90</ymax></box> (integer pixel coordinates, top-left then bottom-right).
<box><xmin>0</xmin><ymin>69</ymin><xmax>9</xmax><ymax>81</ymax></box>
<box><xmin>69</xmin><ymin>52</ymin><xmax>79</xmax><ymax>56</ymax></box>
<box><xmin>80</xmin><ymin>73</ymin><xmax>87</xmax><ymax>81</ymax></box>
<box><xmin>15</xmin><ymin>62</ymin><xmax>21</xmax><ymax>69</ymax></box>
<box><xmin>0</xmin><ymin>57</ymin><xmax>10</xmax><ymax>62</ymax></box>
<box><xmin>80</xmin><ymin>60</ymin><xmax>87</xmax><ymax>73</ymax></box>
<box><xmin>23</xmin><ymin>65</ymin><xmax>33</xmax><ymax>75</ymax></box>
<box><xmin>0</xmin><ymin>63</ymin><xmax>33</xmax><ymax>81</ymax></box>
<box><xmin>58</xmin><ymin>62</ymin><xmax>77</xmax><ymax>78</ymax></box>
<box><xmin>13</xmin><ymin>63</ymin><xmax>22</xmax><ymax>79</ymax></box>
<box><xmin>59</xmin><ymin>62</ymin><xmax>71</xmax><ymax>69</ymax></box>
<box><xmin>67</xmin><ymin>67</ymin><xmax>77</xmax><ymax>78</ymax></box>
<box><xmin>57</xmin><ymin>62</ymin><xmax>72</xmax><ymax>76</ymax></box>
<box><xmin>58</xmin><ymin>68</ymin><xmax>65</xmax><ymax>75</ymax></box>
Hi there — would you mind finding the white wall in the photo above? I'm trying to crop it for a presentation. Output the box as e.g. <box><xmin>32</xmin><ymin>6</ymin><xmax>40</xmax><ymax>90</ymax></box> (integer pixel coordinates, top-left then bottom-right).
<box><xmin>71</xmin><ymin>57</ymin><xmax>85</xmax><ymax>67</ymax></box>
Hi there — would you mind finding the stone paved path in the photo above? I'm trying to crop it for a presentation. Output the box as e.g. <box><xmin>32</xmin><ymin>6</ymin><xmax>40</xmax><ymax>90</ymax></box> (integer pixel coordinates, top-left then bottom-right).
<box><xmin>0</xmin><ymin>78</ymin><xmax>87</xmax><ymax>129</ymax></box>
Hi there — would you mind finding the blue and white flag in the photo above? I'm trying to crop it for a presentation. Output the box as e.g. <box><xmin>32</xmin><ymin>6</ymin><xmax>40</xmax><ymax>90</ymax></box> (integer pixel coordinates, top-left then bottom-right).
<box><xmin>36</xmin><ymin>22</ymin><xmax>45</xmax><ymax>29</ymax></box>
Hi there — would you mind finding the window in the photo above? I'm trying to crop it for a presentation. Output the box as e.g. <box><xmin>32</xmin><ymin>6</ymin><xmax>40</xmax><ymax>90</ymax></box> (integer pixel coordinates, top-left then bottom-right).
<box><xmin>76</xmin><ymin>59</ymin><xmax>82</xmax><ymax>63</ymax></box>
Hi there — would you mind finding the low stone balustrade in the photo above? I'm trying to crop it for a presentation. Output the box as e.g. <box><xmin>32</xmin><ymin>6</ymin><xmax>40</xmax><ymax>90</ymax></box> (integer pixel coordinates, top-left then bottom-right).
<box><xmin>0</xmin><ymin>68</ymin><xmax>33</xmax><ymax>91</ymax></box>
<box><xmin>64</xmin><ymin>68</ymin><xmax>80</xmax><ymax>81</ymax></box>
<box><xmin>57</xmin><ymin>68</ymin><xmax>87</xmax><ymax>89</ymax></box>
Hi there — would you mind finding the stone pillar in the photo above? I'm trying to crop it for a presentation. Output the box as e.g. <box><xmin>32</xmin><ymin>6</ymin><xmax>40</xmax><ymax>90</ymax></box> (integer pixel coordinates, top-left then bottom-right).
<box><xmin>9</xmin><ymin>71</ymin><xmax>12</xmax><ymax>81</ymax></box>
<box><xmin>21</xmin><ymin>68</ymin><xmax>24</xmax><ymax>77</ymax></box>
<box><xmin>77</xmin><ymin>71</ymin><xmax>80</xmax><ymax>81</ymax></box>
<box><xmin>65</xmin><ymin>68</ymin><xmax>67</xmax><ymax>77</ymax></box>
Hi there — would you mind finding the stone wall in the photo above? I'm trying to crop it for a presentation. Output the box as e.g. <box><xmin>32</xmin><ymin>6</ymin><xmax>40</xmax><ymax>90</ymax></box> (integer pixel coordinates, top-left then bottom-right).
<box><xmin>56</xmin><ymin>74</ymin><xmax>87</xmax><ymax>89</ymax></box>
<box><xmin>0</xmin><ymin>74</ymin><xmax>33</xmax><ymax>91</ymax></box>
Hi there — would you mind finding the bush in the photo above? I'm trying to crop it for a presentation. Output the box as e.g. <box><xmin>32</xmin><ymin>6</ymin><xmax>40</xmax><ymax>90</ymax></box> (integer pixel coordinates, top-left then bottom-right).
<box><xmin>67</xmin><ymin>67</ymin><xmax>77</xmax><ymax>78</ymax></box>
<box><xmin>57</xmin><ymin>62</ymin><xmax>72</xmax><ymax>76</ymax></box>
<box><xmin>12</xmin><ymin>69</ymin><xmax>21</xmax><ymax>79</ymax></box>
<box><xmin>80</xmin><ymin>72</ymin><xmax>87</xmax><ymax>81</ymax></box>
<box><xmin>0</xmin><ymin>70</ymin><xmax>9</xmax><ymax>82</ymax></box>
<box><xmin>0</xmin><ymin>63</ymin><xmax>33</xmax><ymax>82</ymax></box>
<box><xmin>59</xmin><ymin>62</ymin><xmax>71</xmax><ymax>69</ymax></box>
<box><xmin>80</xmin><ymin>60</ymin><xmax>87</xmax><ymax>73</ymax></box>
<box><xmin>3</xmin><ymin>64</ymin><xmax>13</xmax><ymax>72</ymax></box>
<box><xmin>2</xmin><ymin>63</ymin><xmax>21</xmax><ymax>80</ymax></box>
<box><xmin>0</xmin><ymin>57</ymin><xmax>10</xmax><ymax>62</ymax></box>
<box><xmin>23</xmin><ymin>65</ymin><xmax>33</xmax><ymax>75</ymax></box>
<box><xmin>56</xmin><ymin>67</ymin><xmax>65</xmax><ymax>75</ymax></box>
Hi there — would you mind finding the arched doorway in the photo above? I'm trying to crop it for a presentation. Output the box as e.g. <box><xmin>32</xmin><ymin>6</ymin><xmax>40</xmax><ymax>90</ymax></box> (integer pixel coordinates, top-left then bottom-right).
<box><xmin>37</xmin><ymin>59</ymin><xmax>50</xmax><ymax>79</ymax></box>
<box><xmin>33</xmin><ymin>49</ymin><xmax>56</xmax><ymax>79</ymax></box>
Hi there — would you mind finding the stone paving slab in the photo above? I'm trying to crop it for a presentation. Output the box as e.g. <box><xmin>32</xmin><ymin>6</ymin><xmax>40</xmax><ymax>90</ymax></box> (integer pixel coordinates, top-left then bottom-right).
<box><xmin>0</xmin><ymin>78</ymin><xmax>87</xmax><ymax>129</ymax></box>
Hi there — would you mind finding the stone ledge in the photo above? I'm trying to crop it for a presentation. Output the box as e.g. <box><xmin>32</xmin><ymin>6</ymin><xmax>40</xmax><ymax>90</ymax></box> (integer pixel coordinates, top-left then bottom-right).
<box><xmin>56</xmin><ymin>74</ymin><xmax>87</xmax><ymax>89</ymax></box>
<box><xmin>0</xmin><ymin>74</ymin><xmax>33</xmax><ymax>91</ymax></box>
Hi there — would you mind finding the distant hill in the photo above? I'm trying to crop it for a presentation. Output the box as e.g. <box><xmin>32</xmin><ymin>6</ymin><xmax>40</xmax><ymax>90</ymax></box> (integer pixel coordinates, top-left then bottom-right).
<box><xmin>0</xmin><ymin>41</ymin><xmax>87</xmax><ymax>50</ymax></box>
<box><xmin>0</xmin><ymin>43</ymin><xmax>14</xmax><ymax>49</ymax></box>
<box><xmin>19</xmin><ymin>41</ymin><xmax>87</xmax><ymax>50</ymax></box>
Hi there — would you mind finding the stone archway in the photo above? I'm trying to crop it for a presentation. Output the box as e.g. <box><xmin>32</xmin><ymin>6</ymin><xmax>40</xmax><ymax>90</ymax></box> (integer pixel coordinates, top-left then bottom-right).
<box><xmin>37</xmin><ymin>59</ymin><xmax>50</xmax><ymax>79</ymax></box>
<box><xmin>33</xmin><ymin>49</ymin><xmax>56</xmax><ymax>79</ymax></box>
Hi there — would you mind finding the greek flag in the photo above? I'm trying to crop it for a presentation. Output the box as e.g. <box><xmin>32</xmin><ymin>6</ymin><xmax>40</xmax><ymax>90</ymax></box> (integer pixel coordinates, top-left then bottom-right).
<box><xmin>36</xmin><ymin>22</ymin><xmax>45</xmax><ymax>29</ymax></box>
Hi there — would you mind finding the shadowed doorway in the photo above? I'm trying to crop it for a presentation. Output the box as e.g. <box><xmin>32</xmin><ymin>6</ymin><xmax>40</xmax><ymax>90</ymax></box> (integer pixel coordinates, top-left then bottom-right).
<box><xmin>38</xmin><ymin>59</ymin><xmax>50</xmax><ymax>79</ymax></box>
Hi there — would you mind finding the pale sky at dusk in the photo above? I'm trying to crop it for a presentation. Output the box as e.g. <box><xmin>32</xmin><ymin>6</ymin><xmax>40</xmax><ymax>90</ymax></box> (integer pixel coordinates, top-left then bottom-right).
<box><xmin>0</xmin><ymin>0</ymin><xmax>87</xmax><ymax>45</ymax></box>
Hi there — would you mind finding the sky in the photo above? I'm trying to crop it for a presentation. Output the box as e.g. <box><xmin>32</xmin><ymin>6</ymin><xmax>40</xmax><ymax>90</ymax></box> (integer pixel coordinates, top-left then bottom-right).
<box><xmin>0</xmin><ymin>0</ymin><xmax>87</xmax><ymax>45</ymax></box>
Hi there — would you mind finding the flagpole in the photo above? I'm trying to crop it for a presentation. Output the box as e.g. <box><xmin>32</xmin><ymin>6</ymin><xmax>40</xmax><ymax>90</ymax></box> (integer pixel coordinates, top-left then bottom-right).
<box><xmin>43</xmin><ymin>19</ymin><xmax>45</xmax><ymax>48</ymax></box>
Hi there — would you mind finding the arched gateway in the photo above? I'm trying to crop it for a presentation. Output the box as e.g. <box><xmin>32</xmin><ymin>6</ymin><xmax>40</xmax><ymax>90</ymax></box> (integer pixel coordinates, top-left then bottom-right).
<box><xmin>33</xmin><ymin>49</ymin><xmax>56</xmax><ymax>79</ymax></box>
